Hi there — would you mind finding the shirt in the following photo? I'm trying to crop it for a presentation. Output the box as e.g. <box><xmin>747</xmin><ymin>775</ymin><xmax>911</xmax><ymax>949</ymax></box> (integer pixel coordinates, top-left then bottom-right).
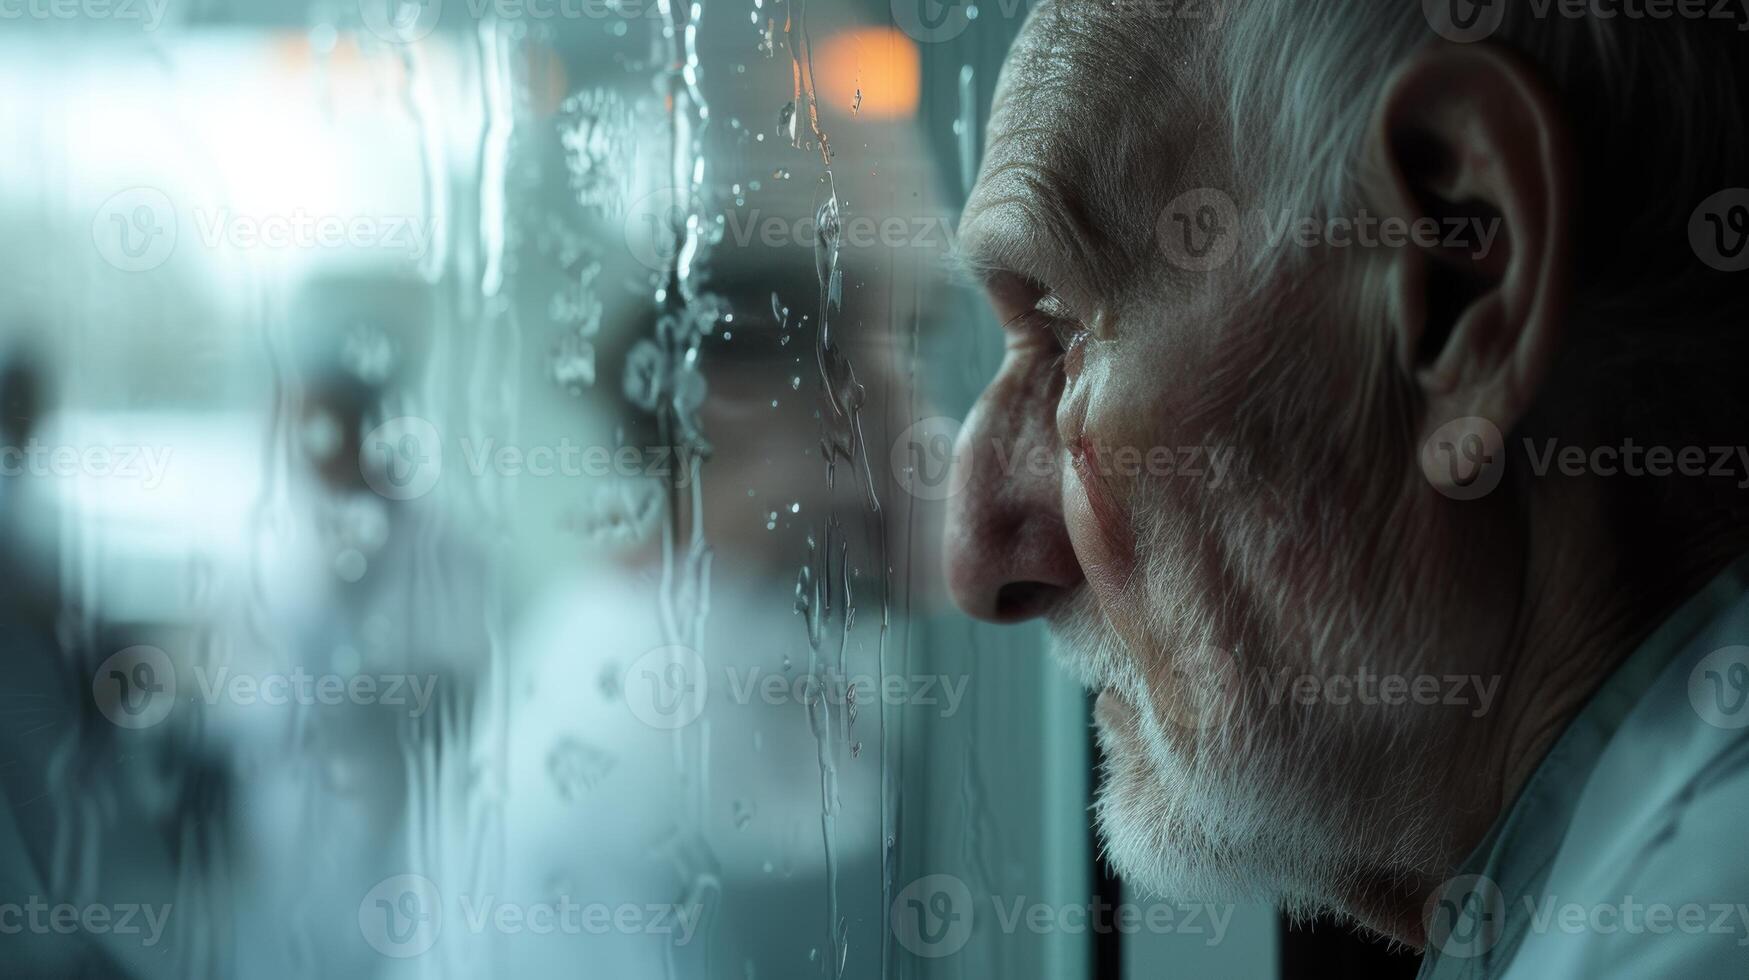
<box><xmin>1418</xmin><ymin>555</ymin><xmax>1749</xmax><ymax>978</ymax></box>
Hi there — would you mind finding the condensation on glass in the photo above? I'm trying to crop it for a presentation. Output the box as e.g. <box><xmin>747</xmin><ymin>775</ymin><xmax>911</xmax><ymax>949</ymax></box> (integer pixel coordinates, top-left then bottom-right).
<box><xmin>0</xmin><ymin>1</ymin><xmax>959</xmax><ymax>977</ymax></box>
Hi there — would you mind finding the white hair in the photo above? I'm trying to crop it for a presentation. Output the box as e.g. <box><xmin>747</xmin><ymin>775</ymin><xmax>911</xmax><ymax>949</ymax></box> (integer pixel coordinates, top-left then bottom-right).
<box><xmin>1209</xmin><ymin>0</ymin><xmax>1749</xmax><ymax>501</ymax></box>
<box><xmin>1216</xmin><ymin>0</ymin><xmax>1749</xmax><ymax>316</ymax></box>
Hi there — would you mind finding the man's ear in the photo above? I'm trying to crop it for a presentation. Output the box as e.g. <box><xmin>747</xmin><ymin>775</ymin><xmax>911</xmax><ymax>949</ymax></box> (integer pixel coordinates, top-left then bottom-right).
<box><xmin>1359</xmin><ymin>42</ymin><xmax>1574</xmax><ymax>471</ymax></box>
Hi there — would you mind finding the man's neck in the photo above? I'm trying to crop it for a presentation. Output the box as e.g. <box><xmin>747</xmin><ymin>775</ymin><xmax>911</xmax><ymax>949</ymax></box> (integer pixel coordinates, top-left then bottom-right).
<box><xmin>1385</xmin><ymin>477</ymin><xmax>1749</xmax><ymax>949</ymax></box>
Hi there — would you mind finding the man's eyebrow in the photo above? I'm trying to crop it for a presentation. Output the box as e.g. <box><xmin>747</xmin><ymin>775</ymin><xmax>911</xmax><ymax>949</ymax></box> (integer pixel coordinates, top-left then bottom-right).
<box><xmin>950</xmin><ymin>175</ymin><xmax>1122</xmax><ymax>304</ymax></box>
<box><xmin>945</xmin><ymin>238</ymin><xmax>1018</xmax><ymax>292</ymax></box>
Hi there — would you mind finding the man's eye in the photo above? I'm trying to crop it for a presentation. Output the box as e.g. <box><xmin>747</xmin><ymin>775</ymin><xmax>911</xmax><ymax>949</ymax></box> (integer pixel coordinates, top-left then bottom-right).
<box><xmin>1033</xmin><ymin>293</ymin><xmax>1087</xmax><ymax>354</ymax></box>
<box><xmin>1035</xmin><ymin>291</ymin><xmax>1077</xmax><ymax>323</ymax></box>
<box><xmin>1048</xmin><ymin>317</ymin><xmax>1087</xmax><ymax>353</ymax></box>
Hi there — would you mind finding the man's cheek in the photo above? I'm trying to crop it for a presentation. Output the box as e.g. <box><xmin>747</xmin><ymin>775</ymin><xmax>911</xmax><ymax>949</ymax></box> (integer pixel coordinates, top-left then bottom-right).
<box><xmin>1063</xmin><ymin>453</ymin><xmax>1150</xmax><ymax>658</ymax></box>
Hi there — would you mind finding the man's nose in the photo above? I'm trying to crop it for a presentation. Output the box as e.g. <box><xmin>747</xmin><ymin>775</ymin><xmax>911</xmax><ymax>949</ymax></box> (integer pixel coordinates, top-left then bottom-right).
<box><xmin>942</xmin><ymin>367</ymin><xmax>1084</xmax><ymax>623</ymax></box>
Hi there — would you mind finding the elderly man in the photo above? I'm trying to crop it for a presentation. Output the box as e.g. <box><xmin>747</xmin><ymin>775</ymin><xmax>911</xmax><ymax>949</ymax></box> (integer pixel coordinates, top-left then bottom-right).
<box><xmin>943</xmin><ymin>0</ymin><xmax>1749</xmax><ymax>975</ymax></box>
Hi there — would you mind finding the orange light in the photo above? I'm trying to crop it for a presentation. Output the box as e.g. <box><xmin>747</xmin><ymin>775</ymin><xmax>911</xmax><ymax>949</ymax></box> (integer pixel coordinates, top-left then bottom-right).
<box><xmin>815</xmin><ymin>27</ymin><xmax>921</xmax><ymax>121</ymax></box>
<box><xmin>524</xmin><ymin>42</ymin><xmax>570</xmax><ymax>117</ymax></box>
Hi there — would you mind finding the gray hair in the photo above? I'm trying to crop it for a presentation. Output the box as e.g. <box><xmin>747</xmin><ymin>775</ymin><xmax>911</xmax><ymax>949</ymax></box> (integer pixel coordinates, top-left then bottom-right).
<box><xmin>1218</xmin><ymin>0</ymin><xmax>1749</xmax><ymax>316</ymax></box>
<box><xmin>1214</xmin><ymin>0</ymin><xmax>1749</xmax><ymax>494</ymax></box>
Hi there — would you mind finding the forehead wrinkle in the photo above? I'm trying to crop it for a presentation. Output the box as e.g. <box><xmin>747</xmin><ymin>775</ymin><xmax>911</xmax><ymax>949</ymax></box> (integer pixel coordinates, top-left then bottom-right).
<box><xmin>963</xmin><ymin>156</ymin><xmax>1129</xmax><ymax>301</ymax></box>
<box><xmin>965</xmin><ymin>0</ymin><xmax>1207</xmax><ymax>302</ymax></box>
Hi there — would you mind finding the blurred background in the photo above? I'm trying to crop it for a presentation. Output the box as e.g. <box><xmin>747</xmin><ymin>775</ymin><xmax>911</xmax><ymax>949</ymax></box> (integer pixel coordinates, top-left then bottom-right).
<box><xmin>0</xmin><ymin>0</ymin><xmax>1294</xmax><ymax>977</ymax></box>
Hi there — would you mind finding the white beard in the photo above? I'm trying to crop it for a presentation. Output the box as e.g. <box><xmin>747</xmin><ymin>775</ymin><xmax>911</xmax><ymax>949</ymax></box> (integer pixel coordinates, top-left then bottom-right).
<box><xmin>1048</xmin><ymin>495</ymin><xmax>1461</xmax><ymax>922</ymax></box>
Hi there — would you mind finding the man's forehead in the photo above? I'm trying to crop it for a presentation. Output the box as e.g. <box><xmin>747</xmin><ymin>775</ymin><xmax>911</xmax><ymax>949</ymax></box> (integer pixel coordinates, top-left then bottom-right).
<box><xmin>959</xmin><ymin>0</ymin><xmax>1218</xmax><ymax>299</ymax></box>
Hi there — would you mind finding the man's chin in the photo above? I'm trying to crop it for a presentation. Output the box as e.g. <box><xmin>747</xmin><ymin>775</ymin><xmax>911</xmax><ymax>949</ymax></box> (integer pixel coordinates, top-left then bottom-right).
<box><xmin>1092</xmin><ymin>703</ymin><xmax>1221</xmax><ymax>901</ymax></box>
<box><xmin>1090</xmin><ymin>692</ymin><xmax>1338</xmax><ymax>909</ymax></box>
<box><xmin>1094</xmin><ymin>741</ymin><xmax>1283</xmax><ymax>906</ymax></box>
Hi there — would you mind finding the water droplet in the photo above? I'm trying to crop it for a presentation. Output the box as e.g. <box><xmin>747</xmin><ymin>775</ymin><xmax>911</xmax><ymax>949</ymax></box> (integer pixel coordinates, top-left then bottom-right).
<box><xmin>544</xmin><ymin>873</ymin><xmax>575</xmax><ymax>903</ymax></box>
<box><xmin>334</xmin><ymin>549</ymin><xmax>367</xmax><ymax>583</ymax></box>
<box><xmin>341</xmin><ymin>323</ymin><xmax>396</xmax><ymax>384</ymax></box>
<box><xmin>550</xmin><ymin>335</ymin><xmax>596</xmax><ymax>392</ymax></box>
<box><xmin>301</xmin><ymin>408</ymin><xmax>342</xmax><ymax>461</ymax></box>
<box><xmin>623</xmin><ymin>339</ymin><xmax>665</xmax><ymax>412</ymax></box>
<box><xmin>547</xmin><ymin>738</ymin><xmax>616</xmax><ymax>801</ymax></box>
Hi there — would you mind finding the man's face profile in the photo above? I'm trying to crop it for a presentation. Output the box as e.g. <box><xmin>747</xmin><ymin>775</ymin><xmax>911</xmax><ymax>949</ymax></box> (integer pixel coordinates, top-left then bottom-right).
<box><xmin>942</xmin><ymin>0</ymin><xmax>1749</xmax><ymax>946</ymax></box>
